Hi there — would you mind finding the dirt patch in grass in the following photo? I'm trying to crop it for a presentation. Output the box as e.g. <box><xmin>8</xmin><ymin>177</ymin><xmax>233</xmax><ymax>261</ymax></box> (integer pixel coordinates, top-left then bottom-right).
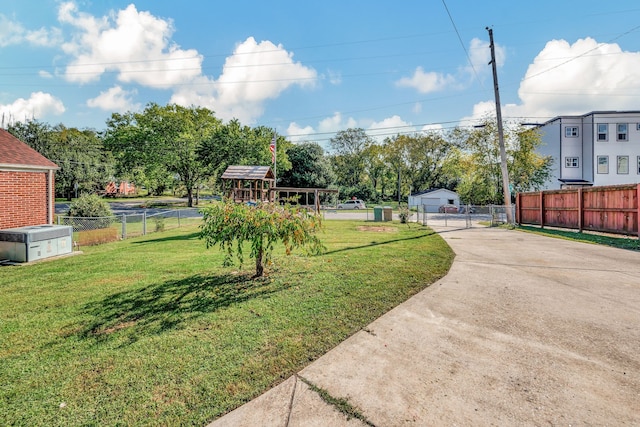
<box><xmin>98</xmin><ymin>320</ymin><xmax>138</xmax><ymax>335</ymax></box>
<box><xmin>357</xmin><ymin>226</ymin><xmax>397</xmax><ymax>232</ymax></box>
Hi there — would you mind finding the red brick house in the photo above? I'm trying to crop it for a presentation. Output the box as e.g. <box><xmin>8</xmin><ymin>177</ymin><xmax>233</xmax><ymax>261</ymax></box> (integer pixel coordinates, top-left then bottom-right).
<box><xmin>0</xmin><ymin>129</ymin><xmax>58</xmax><ymax>229</ymax></box>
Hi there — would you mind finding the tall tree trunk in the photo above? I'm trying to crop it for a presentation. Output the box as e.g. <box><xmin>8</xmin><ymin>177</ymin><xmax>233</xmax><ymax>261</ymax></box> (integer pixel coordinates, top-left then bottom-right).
<box><xmin>254</xmin><ymin>243</ymin><xmax>264</xmax><ymax>277</ymax></box>
<box><xmin>186</xmin><ymin>187</ymin><xmax>193</xmax><ymax>207</ymax></box>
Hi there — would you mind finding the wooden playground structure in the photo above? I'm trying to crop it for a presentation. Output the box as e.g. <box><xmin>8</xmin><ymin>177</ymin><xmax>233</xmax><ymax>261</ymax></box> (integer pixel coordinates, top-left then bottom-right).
<box><xmin>220</xmin><ymin>165</ymin><xmax>338</xmax><ymax>212</ymax></box>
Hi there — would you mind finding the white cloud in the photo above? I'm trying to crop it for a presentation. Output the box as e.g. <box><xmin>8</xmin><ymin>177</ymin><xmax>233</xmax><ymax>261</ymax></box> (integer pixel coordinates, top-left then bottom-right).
<box><xmin>171</xmin><ymin>37</ymin><xmax>318</xmax><ymax>123</ymax></box>
<box><xmin>58</xmin><ymin>2</ymin><xmax>202</xmax><ymax>87</ymax></box>
<box><xmin>514</xmin><ymin>37</ymin><xmax>640</xmax><ymax>117</ymax></box>
<box><xmin>463</xmin><ymin>37</ymin><xmax>504</xmax><ymax>79</ymax></box>
<box><xmin>0</xmin><ymin>15</ymin><xmax>24</xmax><ymax>46</ymax></box>
<box><xmin>466</xmin><ymin>37</ymin><xmax>640</xmax><ymax>124</ymax></box>
<box><xmin>286</xmin><ymin>122</ymin><xmax>315</xmax><ymax>143</ymax></box>
<box><xmin>368</xmin><ymin>115</ymin><xmax>411</xmax><ymax>131</ymax></box>
<box><xmin>284</xmin><ymin>112</ymin><xmax>357</xmax><ymax>144</ymax></box>
<box><xmin>326</xmin><ymin>70</ymin><xmax>342</xmax><ymax>85</ymax></box>
<box><xmin>0</xmin><ymin>92</ymin><xmax>65</xmax><ymax>122</ymax></box>
<box><xmin>421</xmin><ymin>123</ymin><xmax>444</xmax><ymax>132</ymax></box>
<box><xmin>39</xmin><ymin>70</ymin><xmax>54</xmax><ymax>79</ymax></box>
<box><xmin>87</xmin><ymin>86</ymin><xmax>140</xmax><ymax>112</ymax></box>
<box><xmin>317</xmin><ymin>112</ymin><xmax>357</xmax><ymax>133</ymax></box>
<box><xmin>56</xmin><ymin>3</ymin><xmax>318</xmax><ymax>123</ymax></box>
<box><xmin>0</xmin><ymin>14</ymin><xmax>62</xmax><ymax>47</ymax></box>
<box><xmin>397</xmin><ymin>38</ymin><xmax>505</xmax><ymax>95</ymax></box>
<box><xmin>368</xmin><ymin>115</ymin><xmax>413</xmax><ymax>142</ymax></box>
<box><xmin>286</xmin><ymin>112</ymin><xmax>420</xmax><ymax>146</ymax></box>
<box><xmin>396</xmin><ymin>66</ymin><xmax>456</xmax><ymax>94</ymax></box>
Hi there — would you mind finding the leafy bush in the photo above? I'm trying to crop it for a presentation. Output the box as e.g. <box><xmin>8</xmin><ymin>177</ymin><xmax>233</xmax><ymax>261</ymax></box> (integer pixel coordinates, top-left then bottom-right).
<box><xmin>67</xmin><ymin>194</ymin><xmax>113</xmax><ymax>217</ymax></box>
<box><xmin>66</xmin><ymin>194</ymin><xmax>114</xmax><ymax>229</ymax></box>
<box><xmin>398</xmin><ymin>204</ymin><xmax>413</xmax><ymax>224</ymax></box>
<box><xmin>153</xmin><ymin>216</ymin><xmax>166</xmax><ymax>232</ymax></box>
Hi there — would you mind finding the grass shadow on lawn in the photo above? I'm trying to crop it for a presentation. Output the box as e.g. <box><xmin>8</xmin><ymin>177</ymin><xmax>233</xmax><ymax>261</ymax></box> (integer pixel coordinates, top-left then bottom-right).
<box><xmin>76</xmin><ymin>272</ymin><xmax>285</xmax><ymax>345</ymax></box>
<box><xmin>130</xmin><ymin>231</ymin><xmax>201</xmax><ymax>244</ymax></box>
<box><xmin>322</xmin><ymin>229</ymin><xmax>437</xmax><ymax>255</ymax></box>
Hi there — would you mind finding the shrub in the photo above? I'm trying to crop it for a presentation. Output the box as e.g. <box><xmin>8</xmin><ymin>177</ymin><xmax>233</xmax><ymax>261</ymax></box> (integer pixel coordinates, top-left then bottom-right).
<box><xmin>67</xmin><ymin>194</ymin><xmax>113</xmax><ymax>218</ymax></box>
<box><xmin>67</xmin><ymin>194</ymin><xmax>114</xmax><ymax>229</ymax></box>
<box><xmin>398</xmin><ymin>204</ymin><xmax>413</xmax><ymax>224</ymax></box>
<box><xmin>153</xmin><ymin>216</ymin><xmax>166</xmax><ymax>232</ymax></box>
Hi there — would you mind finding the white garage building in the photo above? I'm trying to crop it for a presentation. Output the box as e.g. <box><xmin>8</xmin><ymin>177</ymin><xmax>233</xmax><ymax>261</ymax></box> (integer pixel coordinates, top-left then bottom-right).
<box><xmin>408</xmin><ymin>188</ymin><xmax>460</xmax><ymax>213</ymax></box>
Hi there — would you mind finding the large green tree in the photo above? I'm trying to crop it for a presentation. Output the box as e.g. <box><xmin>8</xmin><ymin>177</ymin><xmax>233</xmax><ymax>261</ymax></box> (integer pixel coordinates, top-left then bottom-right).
<box><xmin>52</xmin><ymin>125</ymin><xmax>115</xmax><ymax>200</ymax></box>
<box><xmin>278</xmin><ymin>142</ymin><xmax>334</xmax><ymax>188</ymax></box>
<box><xmin>104</xmin><ymin>103</ymin><xmax>222</xmax><ymax>206</ymax></box>
<box><xmin>329</xmin><ymin>128</ymin><xmax>373</xmax><ymax>189</ymax></box>
<box><xmin>454</xmin><ymin>120</ymin><xmax>553</xmax><ymax>205</ymax></box>
<box><xmin>198</xmin><ymin>120</ymin><xmax>291</xmax><ymax>188</ymax></box>
<box><xmin>8</xmin><ymin>121</ymin><xmax>114</xmax><ymax>200</ymax></box>
<box><xmin>381</xmin><ymin>132</ymin><xmax>459</xmax><ymax>202</ymax></box>
<box><xmin>362</xmin><ymin>143</ymin><xmax>400</xmax><ymax>202</ymax></box>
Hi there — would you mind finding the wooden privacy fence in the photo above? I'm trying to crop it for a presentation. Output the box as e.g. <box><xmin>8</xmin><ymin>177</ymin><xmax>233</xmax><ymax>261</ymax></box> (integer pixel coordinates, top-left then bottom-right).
<box><xmin>516</xmin><ymin>184</ymin><xmax>640</xmax><ymax>237</ymax></box>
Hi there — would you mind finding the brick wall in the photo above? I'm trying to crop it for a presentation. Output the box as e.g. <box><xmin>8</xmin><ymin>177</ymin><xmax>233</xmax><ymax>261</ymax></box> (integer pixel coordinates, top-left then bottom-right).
<box><xmin>0</xmin><ymin>170</ymin><xmax>50</xmax><ymax>229</ymax></box>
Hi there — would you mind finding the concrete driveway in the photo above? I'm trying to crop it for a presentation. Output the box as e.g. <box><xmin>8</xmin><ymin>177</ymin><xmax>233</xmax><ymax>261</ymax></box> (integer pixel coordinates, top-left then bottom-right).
<box><xmin>210</xmin><ymin>225</ymin><xmax>640</xmax><ymax>426</ymax></box>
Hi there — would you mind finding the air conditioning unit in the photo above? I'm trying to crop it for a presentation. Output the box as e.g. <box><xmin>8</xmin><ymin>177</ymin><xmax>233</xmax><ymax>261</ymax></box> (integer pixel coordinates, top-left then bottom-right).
<box><xmin>0</xmin><ymin>225</ymin><xmax>73</xmax><ymax>263</ymax></box>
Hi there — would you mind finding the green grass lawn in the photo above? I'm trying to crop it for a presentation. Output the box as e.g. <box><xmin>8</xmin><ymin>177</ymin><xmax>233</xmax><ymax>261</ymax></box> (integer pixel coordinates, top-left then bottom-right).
<box><xmin>516</xmin><ymin>225</ymin><xmax>640</xmax><ymax>251</ymax></box>
<box><xmin>0</xmin><ymin>220</ymin><xmax>454</xmax><ymax>426</ymax></box>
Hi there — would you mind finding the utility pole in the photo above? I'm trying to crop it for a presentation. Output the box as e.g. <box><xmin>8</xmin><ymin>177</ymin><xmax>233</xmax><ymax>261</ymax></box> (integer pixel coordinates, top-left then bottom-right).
<box><xmin>486</xmin><ymin>27</ymin><xmax>513</xmax><ymax>223</ymax></box>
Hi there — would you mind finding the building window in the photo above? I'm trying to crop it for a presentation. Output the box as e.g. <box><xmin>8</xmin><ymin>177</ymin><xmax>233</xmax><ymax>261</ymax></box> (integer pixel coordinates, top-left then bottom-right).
<box><xmin>617</xmin><ymin>156</ymin><xmax>629</xmax><ymax>174</ymax></box>
<box><xmin>597</xmin><ymin>123</ymin><xmax>608</xmax><ymax>141</ymax></box>
<box><xmin>597</xmin><ymin>156</ymin><xmax>609</xmax><ymax>174</ymax></box>
<box><xmin>637</xmin><ymin>123</ymin><xmax>640</xmax><ymax>131</ymax></box>
<box><xmin>565</xmin><ymin>126</ymin><xmax>579</xmax><ymax>137</ymax></box>
<box><xmin>637</xmin><ymin>156</ymin><xmax>640</xmax><ymax>174</ymax></box>
<box><xmin>565</xmin><ymin>157</ymin><xmax>579</xmax><ymax>168</ymax></box>
<box><xmin>617</xmin><ymin>124</ymin><xmax>628</xmax><ymax>141</ymax></box>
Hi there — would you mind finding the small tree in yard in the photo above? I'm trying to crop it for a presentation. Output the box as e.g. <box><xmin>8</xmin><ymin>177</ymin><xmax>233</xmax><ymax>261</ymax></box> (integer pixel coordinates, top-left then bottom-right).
<box><xmin>199</xmin><ymin>201</ymin><xmax>324</xmax><ymax>277</ymax></box>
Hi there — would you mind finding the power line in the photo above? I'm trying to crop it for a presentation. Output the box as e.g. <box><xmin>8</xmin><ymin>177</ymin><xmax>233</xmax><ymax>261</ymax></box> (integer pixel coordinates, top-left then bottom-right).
<box><xmin>521</xmin><ymin>23</ymin><xmax>640</xmax><ymax>83</ymax></box>
<box><xmin>441</xmin><ymin>0</ymin><xmax>485</xmax><ymax>92</ymax></box>
<box><xmin>283</xmin><ymin>115</ymin><xmax>555</xmax><ymax>142</ymax></box>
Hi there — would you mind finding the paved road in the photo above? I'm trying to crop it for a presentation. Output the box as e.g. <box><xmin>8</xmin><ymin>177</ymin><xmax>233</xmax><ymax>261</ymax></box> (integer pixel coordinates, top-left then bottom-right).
<box><xmin>210</xmin><ymin>224</ymin><xmax>640</xmax><ymax>426</ymax></box>
<box><xmin>54</xmin><ymin>201</ymin><xmax>202</xmax><ymax>217</ymax></box>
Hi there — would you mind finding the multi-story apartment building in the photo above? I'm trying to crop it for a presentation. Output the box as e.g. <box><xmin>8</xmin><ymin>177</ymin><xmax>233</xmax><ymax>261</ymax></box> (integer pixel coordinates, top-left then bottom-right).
<box><xmin>536</xmin><ymin>111</ymin><xmax>640</xmax><ymax>190</ymax></box>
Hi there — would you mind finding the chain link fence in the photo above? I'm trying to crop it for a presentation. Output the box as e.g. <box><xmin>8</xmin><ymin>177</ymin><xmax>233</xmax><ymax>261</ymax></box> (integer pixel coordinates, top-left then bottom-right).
<box><xmin>57</xmin><ymin>208</ymin><xmax>202</xmax><ymax>246</ymax></box>
<box><xmin>409</xmin><ymin>204</ymin><xmax>516</xmax><ymax>228</ymax></box>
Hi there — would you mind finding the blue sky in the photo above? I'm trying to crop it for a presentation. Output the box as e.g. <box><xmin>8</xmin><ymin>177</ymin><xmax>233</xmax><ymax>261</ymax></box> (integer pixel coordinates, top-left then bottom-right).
<box><xmin>1</xmin><ymin>1</ymin><xmax>639</xmax><ymax>147</ymax></box>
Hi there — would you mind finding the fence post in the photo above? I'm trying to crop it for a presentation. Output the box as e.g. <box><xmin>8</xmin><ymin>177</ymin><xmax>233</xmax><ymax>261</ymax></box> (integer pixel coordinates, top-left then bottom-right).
<box><xmin>637</xmin><ymin>184</ymin><xmax>640</xmax><ymax>238</ymax></box>
<box><xmin>142</xmin><ymin>211</ymin><xmax>147</xmax><ymax>236</ymax></box>
<box><xmin>539</xmin><ymin>191</ymin><xmax>544</xmax><ymax>228</ymax></box>
<box><xmin>577</xmin><ymin>188</ymin><xmax>583</xmax><ymax>233</ymax></box>
<box><xmin>178</xmin><ymin>210</ymin><xmax>181</xmax><ymax>227</ymax></box>
<box><xmin>121</xmin><ymin>214</ymin><xmax>126</xmax><ymax>239</ymax></box>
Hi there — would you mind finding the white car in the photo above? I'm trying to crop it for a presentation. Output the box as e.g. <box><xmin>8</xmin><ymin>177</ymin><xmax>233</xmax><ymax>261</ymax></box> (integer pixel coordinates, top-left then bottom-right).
<box><xmin>337</xmin><ymin>199</ymin><xmax>366</xmax><ymax>209</ymax></box>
